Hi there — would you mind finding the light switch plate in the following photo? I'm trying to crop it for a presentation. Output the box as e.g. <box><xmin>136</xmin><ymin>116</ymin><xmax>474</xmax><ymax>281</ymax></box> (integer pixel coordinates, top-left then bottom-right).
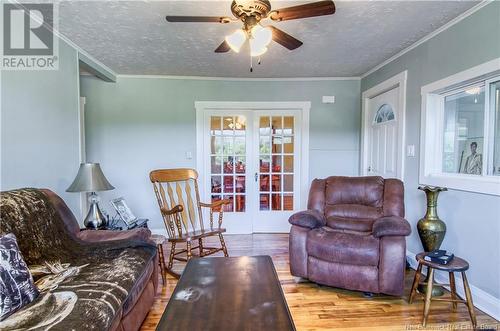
<box><xmin>407</xmin><ymin>145</ymin><xmax>415</xmax><ymax>157</ymax></box>
<box><xmin>185</xmin><ymin>151</ymin><xmax>193</xmax><ymax>159</ymax></box>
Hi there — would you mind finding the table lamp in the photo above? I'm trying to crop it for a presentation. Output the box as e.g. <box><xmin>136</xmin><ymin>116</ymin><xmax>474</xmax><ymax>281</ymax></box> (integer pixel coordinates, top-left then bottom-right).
<box><xmin>66</xmin><ymin>163</ymin><xmax>115</xmax><ymax>229</ymax></box>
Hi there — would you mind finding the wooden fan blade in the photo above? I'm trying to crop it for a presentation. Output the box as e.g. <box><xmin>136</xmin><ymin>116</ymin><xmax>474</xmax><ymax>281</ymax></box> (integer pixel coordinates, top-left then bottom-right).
<box><xmin>269</xmin><ymin>26</ymin><xmax>303</xmax><ymax>50</ymax></box>
<box><xmin>269</xmin><ymin>0</ymin><xmax>335</xmax><ymax>21</ymax></box>
<box><xmin>165</xmin><ymin>16</ymin><xmax>232</xmax><ymax>23</ymax></box>
<box><xmin>215</xmin><ymin>40</ymin><xmax>231</xmax><ymax>53</ymax></box>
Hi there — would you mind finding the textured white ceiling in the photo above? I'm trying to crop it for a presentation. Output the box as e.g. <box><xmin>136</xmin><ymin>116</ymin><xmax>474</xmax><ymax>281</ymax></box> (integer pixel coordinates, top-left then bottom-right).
<box><xmin>56</xmin><ymin>0</ymin><xmax>479</xmax><ymax>77</ymax></box>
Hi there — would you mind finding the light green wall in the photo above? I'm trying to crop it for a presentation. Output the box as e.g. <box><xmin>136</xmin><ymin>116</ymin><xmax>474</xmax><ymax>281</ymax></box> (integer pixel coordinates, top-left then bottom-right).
<box><xmin>80</xmin><ymin>76</ymin><xmax>361</xmax><ymax>230</ymax></box>
<box><xmin>1</xmin><ymin>39</ymin><xmax>81</xmax><ymax>215</ymax></box>
<box><xmin>362</xmin><ymin>3</ymin><xmax>500</xmax><ymax>299</ymax></box>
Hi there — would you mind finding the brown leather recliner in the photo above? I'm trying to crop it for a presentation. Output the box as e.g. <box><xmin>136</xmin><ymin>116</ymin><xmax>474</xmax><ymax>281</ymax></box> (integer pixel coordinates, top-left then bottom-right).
<box><xmin>288</xmin><ymin>176</ymin><xmax>411</xmax><ymax>296</ymax></box>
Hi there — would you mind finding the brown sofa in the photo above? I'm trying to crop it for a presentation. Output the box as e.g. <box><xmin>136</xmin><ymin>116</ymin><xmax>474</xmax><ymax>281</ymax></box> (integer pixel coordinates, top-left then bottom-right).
<box><xmin>0</xmin><ymin>188</ymin><xmax>158</xmax><ymax>331</ymax></box>
<box><xmin>288</xmin><ymin>176</ymin><xmax>411</xmax><ymax>296</ymax></box>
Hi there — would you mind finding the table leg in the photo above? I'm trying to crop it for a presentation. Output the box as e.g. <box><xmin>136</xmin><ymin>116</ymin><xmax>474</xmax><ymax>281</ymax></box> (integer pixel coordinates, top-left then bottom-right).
<box><xmin>461</xmin><ymin>272</ymin><xmax>477</xmax><ymax>328</ymax></box>
<box><xmin>449</xmin><ymin>272</ymin><xmax>457</xmax><ymax>311</ymax></box>
<box><xmin>423</xmin><ymin>268</ymin><xmax>434</xmax><ymax>327</ymax></box>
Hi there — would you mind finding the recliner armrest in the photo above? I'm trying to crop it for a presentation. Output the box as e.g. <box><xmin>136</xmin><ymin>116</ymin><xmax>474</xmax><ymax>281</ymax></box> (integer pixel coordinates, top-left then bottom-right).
<box><xmin>288</xmin><ymin>210</ymin><xmax>326</xmax><ymax>229</ymax></box>
<box><xmin>372</xmin><ymin>216</ymin><xmax>411</xmax><ymax>238</ymax></box>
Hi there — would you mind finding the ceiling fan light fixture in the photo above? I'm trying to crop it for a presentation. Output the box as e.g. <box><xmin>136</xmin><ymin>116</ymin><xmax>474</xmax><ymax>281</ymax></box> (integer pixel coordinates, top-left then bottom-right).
<box><xmin>249</xmin><ymin>38</ymin><xmax>268</xmax><ymax>57</ymax></box>
<box><xmin>251</xmin><ymin>24</ymin><xmax>272</xmax><ymax>47</ymax></box>
<box><xmin>225</xmin><ymin>29</ymin><xmax>247</xmax><ymax>53</ymax></box>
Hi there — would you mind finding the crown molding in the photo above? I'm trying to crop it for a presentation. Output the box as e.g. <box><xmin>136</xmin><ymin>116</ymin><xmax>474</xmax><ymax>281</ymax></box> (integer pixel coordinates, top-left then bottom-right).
<box><xmin>361</xmin><ymin>0</ymin><xmax>493</xmax><ymax>79</ymax></box>
<box><xmin>60</xmin><ymin>37</ymin><xmax>117</xmax><ymax>81</ymax></box>
<box><xmin>115</xmin><ymin>74</ymin><xmax>360</xmax><ymax>81</ymax></box>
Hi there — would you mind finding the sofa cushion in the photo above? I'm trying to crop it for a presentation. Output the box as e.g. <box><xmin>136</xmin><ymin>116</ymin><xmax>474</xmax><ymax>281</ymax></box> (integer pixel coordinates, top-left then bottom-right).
<box><xmin>0</xmin><ymin>233</ymin><xmax>39</xmax><ymax>321</ymax></box>
<box><xmin>122</xmin><ymin>255</ymin><xmax>155</xmax><ymax>315</ymax></box>
<box><xmin>307</xmin><ymin>257</ymin><xmax>379</xmax><ymax>293</ymax></box>
<box><xmin>325</xmin><ymin>176</ymin><xmax>385</xmax><ymax>207</ymax></box>
<box><xmin>326</xmin><ymin>216</ymin><xmax>374</xmax><ymax>233</ymax></box>
<box><xmin>325</xmin><ymin>204</ymin><xmax>382</xmax><ymax>220</ymax></box>
<box><xmin>306</xmin><ymin>227</ymin><xmax>379</xmax><ymax>266</ymax></box>
<box><xmin>324</xmin><ymin>177</ymin><xmax>384</xmax><ymax>221</ymax></box>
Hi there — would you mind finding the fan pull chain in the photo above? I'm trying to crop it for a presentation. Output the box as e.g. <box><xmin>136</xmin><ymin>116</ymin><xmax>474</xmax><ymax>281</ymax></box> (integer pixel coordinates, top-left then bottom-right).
<box><xmin>250</xmin><ymin>54</ymin><xmax>253</xmax><ymax>72</ymax></box>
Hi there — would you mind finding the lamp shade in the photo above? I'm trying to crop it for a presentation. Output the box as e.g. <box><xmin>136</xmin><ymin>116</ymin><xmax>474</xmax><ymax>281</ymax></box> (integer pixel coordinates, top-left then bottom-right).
<box><xmin>225</xmin><ymin>29</ymin><xmax>246</xmax><ymax>53</ymax></box>
<box><xmin>66</xmin><ymin>163</ymin><xmax>115</xmax><ymax>192</ymax></box>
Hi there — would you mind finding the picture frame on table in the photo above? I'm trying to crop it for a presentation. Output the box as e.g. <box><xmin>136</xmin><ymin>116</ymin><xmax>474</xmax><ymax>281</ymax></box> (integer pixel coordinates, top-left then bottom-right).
<box><xmin>110</xmin><ymin>197</ymin><xmax>138</xmax><ymax>227</ymax></box>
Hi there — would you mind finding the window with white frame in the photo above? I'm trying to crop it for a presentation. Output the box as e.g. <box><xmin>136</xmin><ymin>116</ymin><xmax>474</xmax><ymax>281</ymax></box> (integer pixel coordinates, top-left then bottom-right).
<box><xmin>420</xmin><ymin>59</ymin><xmax>500</xmax><ymax>196</ymax></box>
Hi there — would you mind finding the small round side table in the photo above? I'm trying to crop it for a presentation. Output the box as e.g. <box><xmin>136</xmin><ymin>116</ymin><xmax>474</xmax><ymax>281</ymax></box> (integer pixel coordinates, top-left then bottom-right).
<box><xmin>409</xmin><ymin>252</ymin><xmax>476</xmax><ymax>328</ymax></box>
<box><xmin>150</xmin><ymin>234</ymin><xmax>167</xmax><ymax>284</ymax></box>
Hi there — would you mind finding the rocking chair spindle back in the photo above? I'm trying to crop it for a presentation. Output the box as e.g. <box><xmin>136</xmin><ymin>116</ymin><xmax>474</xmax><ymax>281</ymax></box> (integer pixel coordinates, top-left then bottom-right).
<box><xmin>150</xmin><ymin>168</ymin><xmax>230</xmax><ymax>278</ymax></box>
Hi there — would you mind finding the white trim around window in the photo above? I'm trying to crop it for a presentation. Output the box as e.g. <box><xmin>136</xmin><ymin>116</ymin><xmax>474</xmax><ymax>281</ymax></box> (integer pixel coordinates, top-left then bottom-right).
<box><xmin>420</xmin><ymin>58</ymin><xmax>500</xmax><ymax>196</ymax></box>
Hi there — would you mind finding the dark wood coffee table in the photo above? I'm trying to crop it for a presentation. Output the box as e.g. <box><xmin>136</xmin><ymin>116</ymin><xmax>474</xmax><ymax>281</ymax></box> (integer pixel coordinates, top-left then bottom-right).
<box><xmin>156</xmin><ymin>256</ymin><xmax>296</xmax><ymax>331</ymax></box>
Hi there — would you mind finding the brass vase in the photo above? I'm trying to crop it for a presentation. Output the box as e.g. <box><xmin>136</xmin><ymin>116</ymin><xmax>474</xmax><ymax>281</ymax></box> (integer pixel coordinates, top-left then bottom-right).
<box><xmin>417</xmin><ymin>185</ymin><xmax>448</xmax><ymax>296</ymax></box>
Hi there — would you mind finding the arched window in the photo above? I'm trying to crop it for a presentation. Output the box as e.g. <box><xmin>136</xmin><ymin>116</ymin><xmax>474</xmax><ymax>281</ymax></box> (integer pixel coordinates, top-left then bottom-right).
<box><xmin>374</xmin><ymin>104</ymin><xmax>395</xmax><ymax>124</ymax></box>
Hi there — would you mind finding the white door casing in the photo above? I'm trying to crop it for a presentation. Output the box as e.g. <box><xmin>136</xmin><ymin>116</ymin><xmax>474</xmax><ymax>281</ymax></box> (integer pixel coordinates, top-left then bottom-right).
<box><xmin>195</xmin><ymin>101</ymin><xmax>310</xmax><ymax>234</ymax></box>
<box><xmin>78</xmin><ymin>96</ymin><xmax>87</xmax><ymax>220</ymax></box>
<box><xmin>361</xmin><ymin>71</ymin><xmax>407</xmax><ymax>179</ymax></box>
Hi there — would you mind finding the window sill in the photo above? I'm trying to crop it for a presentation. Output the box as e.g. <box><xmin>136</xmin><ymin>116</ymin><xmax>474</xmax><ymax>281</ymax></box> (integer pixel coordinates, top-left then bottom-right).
<box><xmin>419</xmin><ymin>173</ymin><xmax>500</xmax><ymax>196</ymax></box>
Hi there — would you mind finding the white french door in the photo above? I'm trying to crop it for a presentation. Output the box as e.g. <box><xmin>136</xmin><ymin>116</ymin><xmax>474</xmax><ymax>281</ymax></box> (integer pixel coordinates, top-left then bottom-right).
<box><xmin>252</xmin><ymin>111</ymin><xmax>301</xmax><ymax>232</ymax></box>
<box><xmin>204</xmin><ymin>111</ymin><xmax>254</xmax><ymax>234</ymax></box>
<box><xmin>197</xmin><ymin>102</ymin><xmax>309</xmax><ymax>234</ymax></box>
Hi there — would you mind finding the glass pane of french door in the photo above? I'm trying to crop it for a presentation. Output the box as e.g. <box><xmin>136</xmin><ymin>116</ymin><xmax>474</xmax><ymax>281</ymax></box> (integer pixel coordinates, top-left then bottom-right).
<box><xmin>210</xmin><ymin>115</ymin><xmax>247</xmax><ymax>213</ymax></box>
<box><xmin>258</xmin><ymin>115</ymin><xmax>295</xmax><ymax>211</ymax></box>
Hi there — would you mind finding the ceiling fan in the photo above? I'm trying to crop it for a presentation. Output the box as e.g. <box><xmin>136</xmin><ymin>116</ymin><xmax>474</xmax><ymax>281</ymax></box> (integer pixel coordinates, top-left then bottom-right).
<box><xmin>165</xmin><ymin>0</ymin><xmax>335</xmax><ymax>61</ymax></box>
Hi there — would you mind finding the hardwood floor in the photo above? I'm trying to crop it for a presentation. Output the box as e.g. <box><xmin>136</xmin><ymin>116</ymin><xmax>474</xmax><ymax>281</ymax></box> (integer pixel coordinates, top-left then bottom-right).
<box><xmin>141</xmin><ymin>234</ymin><xmax>499</xmax><ymax>330</ymax></box>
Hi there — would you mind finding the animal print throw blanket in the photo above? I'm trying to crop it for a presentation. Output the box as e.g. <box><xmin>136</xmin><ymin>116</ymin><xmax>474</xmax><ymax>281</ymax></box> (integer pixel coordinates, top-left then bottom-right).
<box><xmin>0</xmin><ymin>189</ymin><xmax>156</xmax><ymax>330</ymax></box>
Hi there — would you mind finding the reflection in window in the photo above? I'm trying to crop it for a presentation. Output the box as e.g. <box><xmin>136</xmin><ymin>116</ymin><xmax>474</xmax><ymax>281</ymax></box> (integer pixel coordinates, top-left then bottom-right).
<box><xmin>374</xmin><ymin>104</ymin><xmax>395</xmax><ymax>123</ymax></box>
<box><xmin>442</xmin><ymin>86</ymin><xmax>485</xmax><ymax>175</ymax></box>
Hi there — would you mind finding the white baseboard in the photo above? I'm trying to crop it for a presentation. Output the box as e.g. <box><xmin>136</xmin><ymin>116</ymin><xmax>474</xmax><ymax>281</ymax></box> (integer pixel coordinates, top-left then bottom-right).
<box><xmin>406</xmin><ymin>250</ymin><xmax>500</xmax><ymax>321</ymax></box>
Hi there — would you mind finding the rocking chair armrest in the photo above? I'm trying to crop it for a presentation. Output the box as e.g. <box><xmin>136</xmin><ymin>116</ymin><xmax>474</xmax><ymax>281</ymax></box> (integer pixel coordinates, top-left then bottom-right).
<box><xmin>160</xmin><ymin>204</ymin><xmax>183</xmax><ymax>216</ymax></box>
<box><xmin>200</xmin><ymin>199</ymin><xmax>231</xmax><ymax>209</ymax></box>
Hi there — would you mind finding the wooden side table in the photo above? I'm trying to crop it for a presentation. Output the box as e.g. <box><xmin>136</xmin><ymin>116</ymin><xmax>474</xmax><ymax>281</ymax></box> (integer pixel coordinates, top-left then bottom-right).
<box><xmin>409</xmin><ymin>252</ymin><xmax>476</xmax><ymax>328</ymax></box>
<box><xmin>151</xmin><ymin>234</ymin><xmax>167</xmax><ymax>284</ymax></box>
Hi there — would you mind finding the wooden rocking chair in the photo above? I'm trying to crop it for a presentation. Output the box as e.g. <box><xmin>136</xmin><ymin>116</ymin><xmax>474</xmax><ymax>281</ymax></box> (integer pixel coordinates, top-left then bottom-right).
<box><xmin>149</xmin><ymin>168</ymin><xmax>230</xmax><ymax>278</ymax></box>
